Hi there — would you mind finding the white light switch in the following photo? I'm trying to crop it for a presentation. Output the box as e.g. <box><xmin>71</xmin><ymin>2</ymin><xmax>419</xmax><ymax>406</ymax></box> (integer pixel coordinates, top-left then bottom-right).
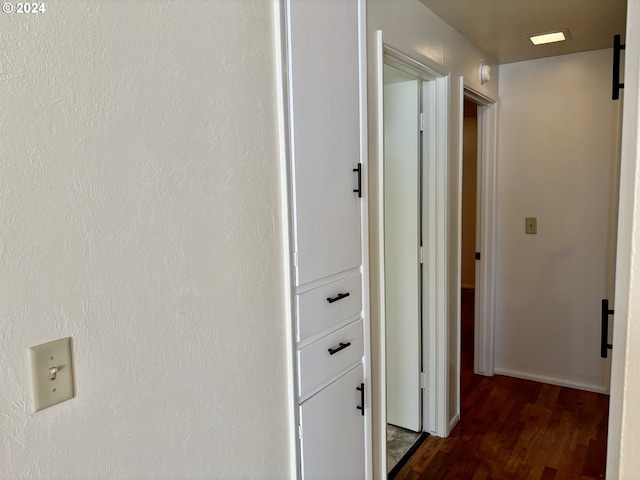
<box><xmin>29</xmin><ymin>337</ymin><xmax>74</xmax><ymax>412</ymax></box>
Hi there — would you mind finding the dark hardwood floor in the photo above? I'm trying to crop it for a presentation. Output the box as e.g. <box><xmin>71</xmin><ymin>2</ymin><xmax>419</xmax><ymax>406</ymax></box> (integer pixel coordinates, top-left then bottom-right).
<box><xmin>394</xmin><ymin>289</ymin><xmax>609</xmax><ymax>480</ymax></box>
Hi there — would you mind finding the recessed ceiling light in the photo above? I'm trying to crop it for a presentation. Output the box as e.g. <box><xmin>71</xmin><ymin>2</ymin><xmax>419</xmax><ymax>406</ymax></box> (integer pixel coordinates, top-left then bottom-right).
<box><xmin>529</xmin><ymin>31</ymin><xmax>566</xmax><ymax>45</ymax></box>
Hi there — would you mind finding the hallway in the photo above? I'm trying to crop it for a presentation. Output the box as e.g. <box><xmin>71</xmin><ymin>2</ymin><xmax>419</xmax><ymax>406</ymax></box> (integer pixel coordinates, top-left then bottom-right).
<box><xmin>393</xmin><ymin>290</ymin><xmax>609</xmax><ymax>479</ymax></box>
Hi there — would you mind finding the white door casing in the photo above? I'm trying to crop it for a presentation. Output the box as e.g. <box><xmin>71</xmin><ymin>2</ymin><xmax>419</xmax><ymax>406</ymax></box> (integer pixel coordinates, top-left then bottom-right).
<box><xmin>461</xmin><ymin>85</ymin><xmax>498</xmax><ymax>380</ymax></box>
<box><xmin>375</xmin><ymin>33</ymin><xmax>451</xmax><ymax>473</ymax></box>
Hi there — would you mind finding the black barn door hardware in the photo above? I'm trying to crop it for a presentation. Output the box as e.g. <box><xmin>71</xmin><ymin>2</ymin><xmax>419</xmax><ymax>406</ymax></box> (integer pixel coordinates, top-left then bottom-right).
<box><xmin>328</xmin><ymin>342</ymin><xmax>351</xmax><ymax>355</ymax></box>
<box><xmin>613</xmin><ymin>34</ymin><xmax>626</xmax><ymax>100</ymax></box>
<box><xmin>356</xmin><ymin>383</ymin><xmax>365</xmax><ymax>416</ymax></box>
<box><xmin>601</xmin><ymin>299</ymin><xmax>614</xmax><ymax>358</ymax></box>
<box><xmin>326</xmin><ymin>292</ymin><xmax>350</xmax><ymax>304</ymax></box>
<box><xmin>353</xmin><ymin>163</ymin><xmax>362</xmax><ymax>198</ymax></box>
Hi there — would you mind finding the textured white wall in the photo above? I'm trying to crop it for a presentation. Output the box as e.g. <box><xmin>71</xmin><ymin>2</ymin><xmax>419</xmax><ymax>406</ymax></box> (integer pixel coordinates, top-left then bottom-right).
<box><xmin>0</xmin><ymin>1</ymin><xmax>290</xmax><ymax>478</ymax></box>
<box><xmin>495</xmin><ymin>49</ymin><xmax>619</xmax><ymax>392</ymax></box>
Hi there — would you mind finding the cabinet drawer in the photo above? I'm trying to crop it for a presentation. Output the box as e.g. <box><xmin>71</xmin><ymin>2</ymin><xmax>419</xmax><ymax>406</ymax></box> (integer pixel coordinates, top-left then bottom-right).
<box><xmin>297</xmin><ymin>273</ymin><xmax>362</xmax><ymax>341</ymax></box>
<box><xmin>298</xmin><ymin>319</ymin><xmax>363</xmax><ymax>397</ymax></box>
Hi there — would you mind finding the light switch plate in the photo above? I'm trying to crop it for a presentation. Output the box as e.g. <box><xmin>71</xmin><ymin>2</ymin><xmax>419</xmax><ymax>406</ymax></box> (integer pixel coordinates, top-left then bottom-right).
<box><xmin>526</xmin><ymin>217</ymin><xmax>537</xmax><ymax>234</ymax></box>
<box><xmin>29</xmin><ymin>337</ymin><xmax>74</xmax><ymax>412</ymax></box>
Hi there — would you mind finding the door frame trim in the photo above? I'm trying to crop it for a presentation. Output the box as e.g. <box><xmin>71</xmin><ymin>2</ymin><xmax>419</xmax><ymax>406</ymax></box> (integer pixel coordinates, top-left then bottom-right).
<box><xmin>422</xmin><ymin>75</ymin><xmax>451</xmax><ymax>437</ymax></box>
<box><xmin>273</xmin><ymin>1</ymin><xmax>299</xmax><ymax>477</ymax></box>
<box><xmin>374</xmin><ymin>30</ymin><xmax>451</xmax><ymax>476</ymax></box>
<box><xmin>461</xmin><ymin>85</ymin><xmax>498</xmax><ymax>379</ymax></box>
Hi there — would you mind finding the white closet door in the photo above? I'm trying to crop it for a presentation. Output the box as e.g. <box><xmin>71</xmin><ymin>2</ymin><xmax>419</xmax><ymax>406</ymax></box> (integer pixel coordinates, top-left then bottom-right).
<box><xmin>299</xmin><ymin>365</ymin><xmax>365</xmax><ymax>480</ymax></box>
<box><xmin>384</xmin><ymin>79</ymin><xmax>422</xmax><ymax>432</ymax></box>
<box><xmin>288</xmin><ymin>0</ymin><xmax>362</xmax><ymax>285</ymax></box>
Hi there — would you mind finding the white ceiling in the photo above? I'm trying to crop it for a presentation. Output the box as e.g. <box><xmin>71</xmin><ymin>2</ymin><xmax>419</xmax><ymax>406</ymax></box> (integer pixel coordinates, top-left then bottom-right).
<box><xmin>419</xmin><ymin>0</ymin><xmax>627</xmax><ymax>64</ymax></box>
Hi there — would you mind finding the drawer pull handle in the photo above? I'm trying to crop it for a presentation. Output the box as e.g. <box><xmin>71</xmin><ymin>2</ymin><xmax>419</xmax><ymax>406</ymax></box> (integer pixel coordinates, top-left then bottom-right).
<box><xmin>327</xmin><ymin>292</ymin><xmax>350</xmax><ymax>304</ymax></box>
<box><xmin>353</xmin><ymin>163</ymin><xmax>362</xmax><ymax>198</ymax></box>
<box><xmin>356</xmin><ymin>383</ymin><xmax>365</xmax><ymax>416</ymax></box>
<box><xmin>601</xmin><ymin>298</ymin><xmax>614</xmax><ymax>358</ymax></box>
<box><xmin>328</xmin><ymin>342</ymin><xmax>351</xmax><ymax>355</ymax></box>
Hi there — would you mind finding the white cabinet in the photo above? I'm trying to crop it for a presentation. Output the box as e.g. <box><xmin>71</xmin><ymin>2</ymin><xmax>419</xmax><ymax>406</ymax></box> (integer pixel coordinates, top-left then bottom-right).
<box><xmin>288</xmin><ymin>0</ymin><xmax>362</xmax><ymax>286</ymax></box>
<box><xmin>283</xmin><ymin>0</ymin><xmax>368</xmax><ymax>477</ymax></box>
<box><xmin>299</xmin><ymin>365</ymin><xmax>365</xmax><ymax>480</ymax></box>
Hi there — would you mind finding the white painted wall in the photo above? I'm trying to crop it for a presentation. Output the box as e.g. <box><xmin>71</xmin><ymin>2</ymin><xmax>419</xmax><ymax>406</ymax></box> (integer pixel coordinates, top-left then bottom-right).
<box><xmin>495</xmin><ymin>49</ymin><xmax>619</xmax><ymax>392</ymax></box>
<box><xmin>367</xmin><ymin>0</ymin><xmax>499</xmax><ymax>475</ymax></box>
<box><xmin>0</xmin><ymin>2</ymin><xmax>290</xmax><ymax>478</ymax></box>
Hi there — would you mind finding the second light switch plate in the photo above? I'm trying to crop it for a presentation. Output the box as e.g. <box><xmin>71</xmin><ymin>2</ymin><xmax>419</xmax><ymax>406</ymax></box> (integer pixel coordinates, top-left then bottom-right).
<box><xmin>29</xmin><ymin>337</ymin><xmax>74</xmax><ymax>412</ymax></box>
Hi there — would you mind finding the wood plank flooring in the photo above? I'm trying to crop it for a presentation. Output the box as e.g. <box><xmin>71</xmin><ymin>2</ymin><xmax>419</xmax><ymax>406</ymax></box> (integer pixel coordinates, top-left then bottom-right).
<box><xmin>394</xmin><ymin>289</ymin><xmax>609</xmax><ymax>480</ymax></box>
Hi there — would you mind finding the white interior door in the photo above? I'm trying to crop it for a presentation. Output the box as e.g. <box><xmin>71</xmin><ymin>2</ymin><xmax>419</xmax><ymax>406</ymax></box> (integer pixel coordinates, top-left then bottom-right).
<box><xmin>384</xmin><ymin>66</ymin><xmax>422</xmax><ymax>432</ymax></box>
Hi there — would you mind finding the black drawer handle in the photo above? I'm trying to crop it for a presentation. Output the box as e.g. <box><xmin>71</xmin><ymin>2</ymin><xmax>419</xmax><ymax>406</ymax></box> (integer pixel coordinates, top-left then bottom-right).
<box><xmin>327</xmin><ymin>292</ymin><xmax>350</xmax><ymax>304</ymax></box>
<box><xmin>601</xmin><ymin>299</ymin><xmax>614</xmax><ymax>358</ymax></box>
<box><xmin>328</xmin><ymin>342</ymin><xmax>351</xmax><ymax>355</ymax></box>
<box><xmin>613</xmin><ymin>34</ymin><xmax>625</xmax><ymax>100</ymax></box>
<box><xmin>353</xmin><ymin>163</ymin><xmax>362</xmax><ymax>198</ymax></box>
<box><xmin>356</xmin><ymin>383</ymin><xmax>365</xmax><ymax>416</ymax></box>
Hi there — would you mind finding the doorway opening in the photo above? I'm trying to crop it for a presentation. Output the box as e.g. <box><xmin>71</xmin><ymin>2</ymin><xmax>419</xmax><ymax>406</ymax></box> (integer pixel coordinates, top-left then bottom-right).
<box><xmin>457</xmin><ymin>86</ymin><xmax>497</xmax><ymax>420</ymax></box>
<box><xmin>375</xmin><ymin>31</ymin><xmax>451</xmax><ymax>477</ymax></box>
<box><xmin>459</xmin><ymin>84</ymin><xmax>498</xmax><ymax>388</ymax></box>
<box><xmin>383</xmin><ymin>62</ymin><xmax>428</xmax><ymax>476</ymax></box>
<box><xmin>460</xmin><ymin>97</ymin><xmax>479</xmax><ymax>400</ymax></box>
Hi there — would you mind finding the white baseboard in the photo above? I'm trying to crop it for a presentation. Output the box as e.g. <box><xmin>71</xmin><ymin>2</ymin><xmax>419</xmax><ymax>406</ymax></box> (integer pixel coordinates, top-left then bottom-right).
<box><xmin>448</xmin><ymin>413</ymin><xmax>460</xmax><ymax>436</ymax></box>
<box><xmin>494</xmin><ymin>367</ymin><xmax>609</xmax><ymax>395</ymax></box>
